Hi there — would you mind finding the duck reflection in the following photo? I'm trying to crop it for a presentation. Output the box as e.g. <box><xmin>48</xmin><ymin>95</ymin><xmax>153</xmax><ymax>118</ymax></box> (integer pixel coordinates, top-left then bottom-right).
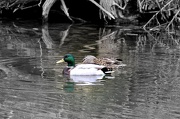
<box><xmin>64</xmin><ymin>75</ymin><xmax>106</xmax><ymax>85</ymax></box>
<box><xmin>63</xmin><ymin>75</ymin><xmax>107</xmax><ymax>92</ymax></box>
<box><xmin>70</xmin><ymin>75</ymin><xmax>104</xmax><ymax>85</ymax></box>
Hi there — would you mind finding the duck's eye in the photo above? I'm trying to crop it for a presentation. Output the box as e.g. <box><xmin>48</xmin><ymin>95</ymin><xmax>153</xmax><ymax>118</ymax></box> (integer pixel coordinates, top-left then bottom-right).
<box><xmin>64</xmin><ymin>55</ymin><xmax>68</xmax><ymax>59</ymax></box>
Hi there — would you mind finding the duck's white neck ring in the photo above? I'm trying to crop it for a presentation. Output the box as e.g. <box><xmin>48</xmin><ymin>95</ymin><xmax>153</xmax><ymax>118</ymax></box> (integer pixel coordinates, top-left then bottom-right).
<box><xmin>66</xmin><ymin>66</ymin><xmax>74</xmax><ymax>68</ymax></box>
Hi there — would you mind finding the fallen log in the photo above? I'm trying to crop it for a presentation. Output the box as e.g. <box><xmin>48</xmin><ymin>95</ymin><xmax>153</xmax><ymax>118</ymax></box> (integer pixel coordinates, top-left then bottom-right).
<box><xmin>0</xmin><ymin>0</ymin><xmax>138</xmax><ymax>24</ymax></box>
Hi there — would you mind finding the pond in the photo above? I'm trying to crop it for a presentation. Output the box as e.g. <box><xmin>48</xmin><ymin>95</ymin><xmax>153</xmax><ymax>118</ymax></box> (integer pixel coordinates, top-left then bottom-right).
<box><xmin>0</xmin><ymin>20</ymin><xmax>180</xmax><ymax>119</ymax></box>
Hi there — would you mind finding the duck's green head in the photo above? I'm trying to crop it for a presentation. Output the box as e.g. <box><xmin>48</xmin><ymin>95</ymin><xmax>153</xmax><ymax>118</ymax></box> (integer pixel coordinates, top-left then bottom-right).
<box><xmin>56</xmin><ymin>54</ymin><xmax>75</xmax><ymax>67</ymax></box>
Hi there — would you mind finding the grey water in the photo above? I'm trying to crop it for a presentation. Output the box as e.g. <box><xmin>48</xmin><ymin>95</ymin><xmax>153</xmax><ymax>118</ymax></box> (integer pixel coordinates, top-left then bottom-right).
<box><xmin>0</xmin><ymin>20</ymin><xmax>180</xmax><ymax>119</ymax></box>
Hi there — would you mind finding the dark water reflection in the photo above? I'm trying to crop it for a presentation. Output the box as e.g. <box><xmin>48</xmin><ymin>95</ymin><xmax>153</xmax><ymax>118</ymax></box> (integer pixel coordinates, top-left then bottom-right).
<box><xmin>0</xmin><ymin>21</ymin><xmax>180</xmax><ymax>119</ymax></box>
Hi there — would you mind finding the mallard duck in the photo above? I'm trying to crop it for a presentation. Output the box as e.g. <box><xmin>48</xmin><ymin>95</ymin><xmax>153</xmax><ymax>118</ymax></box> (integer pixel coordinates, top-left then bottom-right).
<box><xmin>82</xmin><ymin>55</ymin><xmax>123</xmax><ymax>70</ymax></box>
<box><xmin>56</xmin><ymin>54</ymin><xmax>109</xmax><ymax>76</ymax></box>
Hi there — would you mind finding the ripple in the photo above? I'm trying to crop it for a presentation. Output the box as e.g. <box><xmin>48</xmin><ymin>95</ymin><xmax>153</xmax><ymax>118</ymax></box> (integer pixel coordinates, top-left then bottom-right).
<box><xmin>0</xmin><ymin>22</ymin><xmax>180</xmax><ymax>119</ymax></box>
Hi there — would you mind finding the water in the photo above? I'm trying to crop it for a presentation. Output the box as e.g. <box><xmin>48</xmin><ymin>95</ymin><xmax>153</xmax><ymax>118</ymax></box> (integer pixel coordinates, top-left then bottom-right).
<box><xmin>0</xmin><ymin>20</ymin><xmax>180</xmax><ymax>119</ymax></box>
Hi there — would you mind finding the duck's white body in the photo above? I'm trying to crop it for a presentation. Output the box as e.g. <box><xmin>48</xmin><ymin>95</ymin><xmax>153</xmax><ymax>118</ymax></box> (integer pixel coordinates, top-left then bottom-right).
<box><xmin>70</xmin><ymin>64</ymin><xmax>105</xmax><ymax>76</ymax></box>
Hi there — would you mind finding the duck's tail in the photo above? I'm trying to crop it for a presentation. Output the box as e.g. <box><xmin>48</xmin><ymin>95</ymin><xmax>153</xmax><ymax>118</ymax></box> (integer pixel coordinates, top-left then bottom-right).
<box><xmin>101</xmin><ymin>67</ymin><xmax>114</xmax><ymax>75</ymax></box>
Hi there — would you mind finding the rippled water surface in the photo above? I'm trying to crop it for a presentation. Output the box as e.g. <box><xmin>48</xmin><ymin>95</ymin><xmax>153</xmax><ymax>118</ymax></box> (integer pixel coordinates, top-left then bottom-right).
<box><xmin>0</xmin><ymin>20</ymin><xmax>180</xmax><ymax>119</ymax></box>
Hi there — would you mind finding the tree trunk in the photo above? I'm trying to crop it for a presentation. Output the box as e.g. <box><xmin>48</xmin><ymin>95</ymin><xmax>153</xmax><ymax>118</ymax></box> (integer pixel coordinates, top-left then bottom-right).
<box><xmin>42</xmin><ymin>0</ymin><xmax>57</xmax><ymax>23</ymax></box>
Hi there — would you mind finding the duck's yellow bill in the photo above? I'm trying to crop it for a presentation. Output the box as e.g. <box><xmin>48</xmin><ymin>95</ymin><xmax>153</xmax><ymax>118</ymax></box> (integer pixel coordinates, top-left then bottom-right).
<box><xmin>56</xmin><ymin>59</ymin><xmax>64</xmax><ymax>64</ymax></box>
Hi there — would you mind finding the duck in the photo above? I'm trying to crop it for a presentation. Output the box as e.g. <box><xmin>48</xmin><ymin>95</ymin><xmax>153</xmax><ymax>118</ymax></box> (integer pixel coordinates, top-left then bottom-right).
<box><xmin>82</xmin><ymin>55</ymin><xmax>123</xmax><ymax>70</ymax></box>
<box><xmin>56</xmin><ymin>54</ymin><xmax>109</xmax><ymax>76</ymax></box>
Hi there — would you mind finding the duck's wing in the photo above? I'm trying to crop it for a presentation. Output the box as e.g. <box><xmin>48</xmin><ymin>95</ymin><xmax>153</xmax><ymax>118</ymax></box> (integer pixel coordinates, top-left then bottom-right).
<box><xmin>77</xmin><ymin>64</ymin><xmax>115</xmax><ymax>74</ymax></box>
<box><xmin>75</xmin><ymin>64</ymin><xmax>105</xmax><ymax>69</ymax></box>
<box><xmin>70</xmin><ymin>64</ymin><xmax>105</xmax><ymax>76</ymax></box>
<box><xmin>96</xmin><ymin>58</ymin><xmax>126</xmax><ymax>69</ymax></box>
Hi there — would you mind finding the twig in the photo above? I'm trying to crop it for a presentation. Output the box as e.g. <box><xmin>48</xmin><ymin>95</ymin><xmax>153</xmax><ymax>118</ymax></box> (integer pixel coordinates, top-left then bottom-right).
<box><xmin>38</xmin><ymin>0</ymin><xmax>43</xmax><ymax>6</ymax></box>
<box><xmin>166</xmin><ymin>8</ymin><xmax>180</xmax><ymax>30</ymax></box>
<box><xmin>20</xmin><ymin>4</ymin><xmax>38</xmax><ymax>10</ymax></box>
<box><xmin>143</xmin><ymin>0</ymin><xmax>175</xmax><ymax>30</ymax></box>
<box><xmin>60</xmin><ymin>0</ymin><xmax>73</xmax><ymax>22</ymax></box>
<box><xmin>112</xmin><ymin>1</ymin><xmax>126</xmax><ymax>10</ymax></box>
<box><xmin>137</xmin><ymin>0</ymin><xmax>145</xmax><ymax>13</ymax></box>
<box><xmin>88</xmin><ymin>0</ymin><xmax>115</xmax><ymax>19</ymax></box>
